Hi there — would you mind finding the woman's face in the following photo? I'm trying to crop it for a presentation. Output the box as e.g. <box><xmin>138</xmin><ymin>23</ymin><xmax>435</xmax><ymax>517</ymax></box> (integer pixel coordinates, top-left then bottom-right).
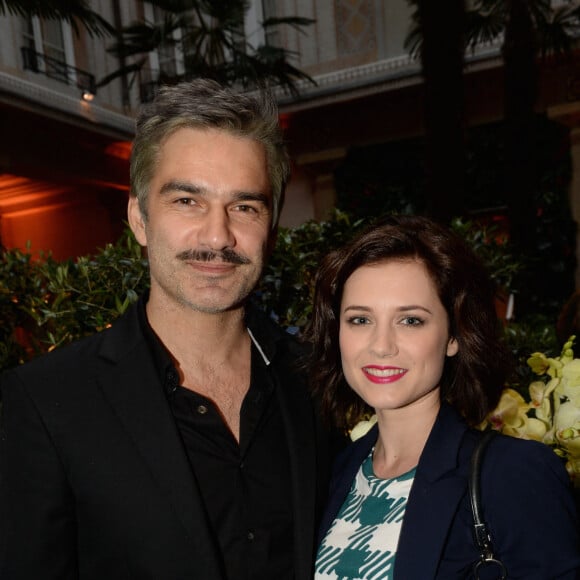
<box><xmin>339</xmin><ymin>259</ymin><xmax>458</xmax><ymax>414</ymax></box>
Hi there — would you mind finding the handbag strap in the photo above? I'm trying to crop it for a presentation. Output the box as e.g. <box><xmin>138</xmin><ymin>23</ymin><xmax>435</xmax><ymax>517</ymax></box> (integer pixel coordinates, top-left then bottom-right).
<box><xmin>468</xmin><ymin>430</ymin><xmax>508</xmax><ymax>580</ymax></box>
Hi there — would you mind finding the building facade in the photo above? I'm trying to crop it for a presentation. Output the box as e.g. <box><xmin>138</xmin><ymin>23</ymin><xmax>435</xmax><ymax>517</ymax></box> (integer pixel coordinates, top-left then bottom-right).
<box><xmin>1</xmin><ymin>0</ymin><xmax>579</xmax><ymax>282</ymax></box>
<box><xmin>0</xmin><ymin>1</ymin><xmax>141</xmax><ymax>259</ymax></box>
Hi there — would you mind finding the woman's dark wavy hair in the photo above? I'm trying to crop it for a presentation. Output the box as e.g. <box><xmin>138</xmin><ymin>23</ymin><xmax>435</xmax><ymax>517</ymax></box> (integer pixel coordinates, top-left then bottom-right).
<box><xmin>304</xmin><ymin>214</ymin><xmax>513</xmax><ymax>430</ymax></box>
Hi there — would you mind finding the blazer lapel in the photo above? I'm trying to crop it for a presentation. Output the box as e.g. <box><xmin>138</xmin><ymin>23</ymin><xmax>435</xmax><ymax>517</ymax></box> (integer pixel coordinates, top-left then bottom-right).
<box><xmin>394</xmin><ymin>404</ymin><xmax>469</xmax><ymax>578</ymax></box>
<box><xmin>94</xmin><ymin>307</ymin><xmax>224</xmax><ymax>575</ymax></box>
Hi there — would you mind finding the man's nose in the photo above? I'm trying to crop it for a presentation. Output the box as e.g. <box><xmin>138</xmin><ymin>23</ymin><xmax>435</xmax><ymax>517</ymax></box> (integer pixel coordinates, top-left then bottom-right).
<box><xmin>197</xmin><ymin>208</ymin><xmax>235</xmax><ymax>250</ymax></box>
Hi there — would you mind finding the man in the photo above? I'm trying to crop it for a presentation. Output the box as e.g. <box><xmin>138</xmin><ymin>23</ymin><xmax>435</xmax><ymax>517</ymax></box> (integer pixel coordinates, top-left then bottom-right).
<box><xmin>0</xmin><ymin>79</ymin><xmax>333</xmax><ymax>579</ymax></box>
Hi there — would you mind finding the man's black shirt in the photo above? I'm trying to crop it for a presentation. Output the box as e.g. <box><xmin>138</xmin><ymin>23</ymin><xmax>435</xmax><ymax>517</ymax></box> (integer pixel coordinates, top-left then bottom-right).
<box><xmin>139</xmin><ymin>301</ymin><xmax>294</xmax><ymax>580</ymax></box>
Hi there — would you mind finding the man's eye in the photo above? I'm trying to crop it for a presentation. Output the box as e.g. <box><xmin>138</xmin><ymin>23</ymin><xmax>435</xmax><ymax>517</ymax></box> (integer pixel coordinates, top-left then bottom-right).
<box><xmin>234</xmin><ymin>205</ymin><xmax>258</xmax><ymax>213</ymax></box>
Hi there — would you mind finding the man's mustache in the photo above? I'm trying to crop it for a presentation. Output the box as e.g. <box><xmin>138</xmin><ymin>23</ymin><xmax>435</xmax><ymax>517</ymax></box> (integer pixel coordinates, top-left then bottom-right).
<box><xmin>176</xmin><ymin>248</ymin><xmax>251</xmax><ymax>265</ymax></box>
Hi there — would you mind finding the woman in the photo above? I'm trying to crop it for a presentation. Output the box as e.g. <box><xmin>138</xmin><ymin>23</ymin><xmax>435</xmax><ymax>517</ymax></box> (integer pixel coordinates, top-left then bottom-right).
<box><xmin>306</xmin><ymin>215</ymin><xmax>580</xmax><ymax>579</ymax></box>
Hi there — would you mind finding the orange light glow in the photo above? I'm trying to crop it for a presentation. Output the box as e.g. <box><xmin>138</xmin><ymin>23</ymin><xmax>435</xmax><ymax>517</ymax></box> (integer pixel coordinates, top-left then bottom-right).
<box><xmin>279</xmin><ymin>113</ymin><xmax>291</xmax><ymax>130</ymax></box>
<box><xmin>105</xmin><ymin>141</ymin><xmax>132</xmax><ymax>160</ymax></box>
<box><xmin>0</xmin><ymin>173</ymin><xmax>126</xmax><ymax>259</ymax></box>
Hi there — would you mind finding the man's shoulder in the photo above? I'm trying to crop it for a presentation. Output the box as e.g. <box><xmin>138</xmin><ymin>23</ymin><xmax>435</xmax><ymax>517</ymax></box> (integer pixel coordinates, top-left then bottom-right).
<box><xmin>2</xmin><ymin>303</ymin><xmax>141</xmax><ymax>383</ymax></box>
<box><xmin>7</xmin><ymin>330</ymin><xmax>104</xmax><ymax>376</ymax></box>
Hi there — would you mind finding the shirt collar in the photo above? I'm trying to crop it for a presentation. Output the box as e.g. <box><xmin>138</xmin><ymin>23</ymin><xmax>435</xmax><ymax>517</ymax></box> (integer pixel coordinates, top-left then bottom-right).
<box><xmin>136</xmin><ymin>297</ymin><xmax>280</xmax><ymax>382</ymax></box>
<box><xmin>244</xmin><ymin>302</ymin><xmax>284</xmax><ymax>365</ymax></box>
<box><xmin>247</xmin><ymin>328</ymin><xmax>270</xmax><ymax>366</ymax></box>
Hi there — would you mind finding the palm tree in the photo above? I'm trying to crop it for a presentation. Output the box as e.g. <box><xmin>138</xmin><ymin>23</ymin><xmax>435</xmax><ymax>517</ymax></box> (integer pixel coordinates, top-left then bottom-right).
<box><xmin>464</xmin><ymin>0</ymin><xmax>580</xmax><ymax>257</ymax></box>
<box><xmin>99</xmin><ymin>0</ymin><xmax>315</xmax><ymax>100</ymax></box>
<box><xmin>407</xmin><ymin>0</ymin><xmax>580</xmax><ymax>254</ymax></box>
<box><xmin>0</xmin><ymin>0</ymin><xmax>113</xmax><ymax>36</ymax></box>
<box><xmin>405</xmin><ymin>0</ymin><xmax>466</xmax><ymax>223</ymax></box>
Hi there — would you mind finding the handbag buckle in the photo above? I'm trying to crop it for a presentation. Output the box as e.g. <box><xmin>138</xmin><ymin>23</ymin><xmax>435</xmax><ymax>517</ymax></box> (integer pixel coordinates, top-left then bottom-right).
<box><xmin>473</xmin><ymin>556</ymin><xmax>508</xmax><ymax>579</ymax></box>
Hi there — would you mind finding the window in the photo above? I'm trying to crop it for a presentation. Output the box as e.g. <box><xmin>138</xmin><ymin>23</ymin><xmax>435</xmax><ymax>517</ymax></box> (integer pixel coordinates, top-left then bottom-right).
<box><xmin>21</xmin><ymin>16</ymin><xmax>74</xmax><ymax>84</ymax></box>
<box><xmin>21</xmin><ymin>17</ymin><xmax>36</xmax><ymax>52</ymax></box>
<box><xmin>40</xmin><ymin>18</ymin><xmax>68</xmax><ymax>82</ymax></box>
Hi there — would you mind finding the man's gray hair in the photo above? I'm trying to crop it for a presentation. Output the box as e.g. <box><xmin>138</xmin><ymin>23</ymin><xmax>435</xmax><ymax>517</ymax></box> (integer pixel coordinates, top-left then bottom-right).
<box><xmin>130</xmin><ymin>79</ymin><xmax>290</xmax><ymax>228</ymax></box>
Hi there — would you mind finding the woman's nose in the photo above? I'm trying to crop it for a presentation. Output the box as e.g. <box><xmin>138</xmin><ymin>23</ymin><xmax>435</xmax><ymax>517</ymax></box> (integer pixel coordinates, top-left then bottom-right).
<box><xmin>370</xmin><ymin>327</ymin><xmax>398</xmax><ymax>358</ymax></box>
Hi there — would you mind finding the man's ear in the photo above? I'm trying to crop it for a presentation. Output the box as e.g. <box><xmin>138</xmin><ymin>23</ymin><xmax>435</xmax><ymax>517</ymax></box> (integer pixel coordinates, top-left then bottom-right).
<box><xmin>127</xmin><ymin>196</ymin><xmax>147</xmax><ymax>247</ymax></box>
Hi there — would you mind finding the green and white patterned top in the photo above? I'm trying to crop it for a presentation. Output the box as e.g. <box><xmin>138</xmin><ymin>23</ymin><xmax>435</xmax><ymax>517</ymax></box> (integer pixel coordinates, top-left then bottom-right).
<box><xmin>315</xmin><ymin>451</ymin><xmax>416</xmax><ymax>580</ymax></box>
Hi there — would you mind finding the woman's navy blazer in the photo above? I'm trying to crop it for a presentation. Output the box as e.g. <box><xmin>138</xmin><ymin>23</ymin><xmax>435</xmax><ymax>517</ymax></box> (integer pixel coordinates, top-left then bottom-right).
<box><xmin>319</xmin><ymin>403</ymin><xmax>580</xmax><ymax>579</ymax></box>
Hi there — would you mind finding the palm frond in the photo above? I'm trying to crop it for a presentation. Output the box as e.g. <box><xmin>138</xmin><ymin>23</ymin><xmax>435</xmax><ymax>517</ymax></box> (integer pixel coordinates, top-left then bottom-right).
<box><xmin>96</xmin><ymin>58</ymin><xmax>147</xmax><ymax>89</ymax></box>
<box><xmin>403</xmin><ymin>1</ymin><xmax>422</xmax><ymax>59</ymax></box>
<box><xmin>141</xmin><ymin>0</ymin><xmax>199</xmax><ymax>13</ymax></box>
<box><xmin>251</xmin><ymin>44</ymin><xmax>316</xmax><ymax>96</ymax></box>
<box><xmin>100</xmin><ymin>0</ymin><xmax>315</xmax><ymax>96</ymax></box>
<box><xmin>465</xmin><ymin>5</ymin><xmax>505</xmax><ymax>49</ymax></box>
<box><xmin>536</xmin><ymin>3</ymin><xmax>580</xmax><ymax>58</ymax></box>
<box><xmin>262</xmin><ymin>16</ymin><xmax>316</xmax><ymax>35</ymax></box>
<box><xmin>108</xmin><ymin>13</ymin><xmax>185</xmax><ymax>59</ymax></box>
<box><xmin>0</xmin><ymin>0</ymin><xmax>113</xmax><ymax>37</ymax></box>
<box><xmin>527</xmin><ymin>0</ymin><xmax>553</xmax><ymax>28</ymax></box>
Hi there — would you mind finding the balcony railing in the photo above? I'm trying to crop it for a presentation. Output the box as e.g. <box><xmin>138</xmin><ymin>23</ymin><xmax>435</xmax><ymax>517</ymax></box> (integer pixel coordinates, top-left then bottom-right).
<box><xmin>21</xmin><ymin>46</ymin><xmax>97</xmax><ymax>97</ymax></box>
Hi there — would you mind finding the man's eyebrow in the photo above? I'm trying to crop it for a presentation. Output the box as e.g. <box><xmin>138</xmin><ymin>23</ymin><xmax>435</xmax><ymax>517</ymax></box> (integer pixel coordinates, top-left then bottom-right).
<box><xmin>159</xmin><ymin>181</ymin><xmax>203</xmax><ymax>196</ymax></box>
<box><xmin>158</xmin><ymin>182</ymin><xmax>270</xmax><ymax>207</ymax></box>
<box><xmin>234</xmin><ymin>192</ymin><xmax>271</xmax><ymax>207</ymax></box>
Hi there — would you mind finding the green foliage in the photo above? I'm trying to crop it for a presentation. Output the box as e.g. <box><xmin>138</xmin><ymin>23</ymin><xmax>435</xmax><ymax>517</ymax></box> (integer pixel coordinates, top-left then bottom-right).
<box><xmin>27</xmin><ymin>231</ymin><xmax>149</xmax><ymax>350</ymax></box>
<box><xmin>0</xmin><ymin>230</ymin><xmax>148</xmax><ymax>371</ymax></box>
<box><xmin>502</xmin><ymin>314</ymin><xmax>559</xmax><ymax>389</ymax></box>
<box><xmin>255</xmin><ymin>210</ymin><xmax>368</xmax><ymax>329</ymax></box>
<box><xmin>0</xmin><ymin>243</ymin><xmax>38</xmax><ymax>369</ymax></box>
<box><xmin>256</xmin><ymin>211</ymin><xmax>524</xmax><ymax>331</ymax></box>
<box><xmin>449</xmin><ymin>217</ymin><xmax>523</xmax><ymax>292</ymax></box>
<box><xmin>0</xmin><ymin>209</ymin><xmax>551</xmax><ymax>373</ymax></box>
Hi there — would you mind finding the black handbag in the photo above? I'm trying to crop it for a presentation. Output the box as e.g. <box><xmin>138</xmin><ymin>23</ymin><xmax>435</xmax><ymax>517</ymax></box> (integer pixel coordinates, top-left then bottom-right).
<box><xmin>469</xmin><ymin>430</ymin><xmax>508</xmax><ymax>579</ymax></box>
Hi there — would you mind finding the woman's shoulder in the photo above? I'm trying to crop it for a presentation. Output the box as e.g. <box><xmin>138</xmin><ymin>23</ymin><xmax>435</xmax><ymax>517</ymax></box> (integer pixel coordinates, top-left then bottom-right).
<box><xmin>482</xmin><ymin>434</ymin><xmax>570</xmax><ymax>493</ymax></box>
<box><xmin>487</xmin><ymin>432</ymin><xmax>567</xmax><ymax>473</ymax></box>
<box><xmin>477</xmin><ymin>433</ymin><xmax>580</xmax><ymax>575</ymax></box>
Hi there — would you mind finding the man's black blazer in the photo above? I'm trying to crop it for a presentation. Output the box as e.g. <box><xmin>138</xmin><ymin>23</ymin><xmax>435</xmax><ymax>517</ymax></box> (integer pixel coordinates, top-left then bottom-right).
<box><xmin>0</xmin><ymin>302</ymin><xmax>332</xmax><ymax>579</ymax></box>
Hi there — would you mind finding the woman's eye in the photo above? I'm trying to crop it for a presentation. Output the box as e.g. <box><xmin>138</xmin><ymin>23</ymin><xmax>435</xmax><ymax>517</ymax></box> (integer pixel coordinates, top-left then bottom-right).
<box><xmin>347</xmin><ymin>316</ymin><xmax>370</xmax><ymax>325</ymax></box>
<box><xmin>401</xmin><ymin>316</ymin><xmax>423</xmax><ymax>326</ymax></box>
